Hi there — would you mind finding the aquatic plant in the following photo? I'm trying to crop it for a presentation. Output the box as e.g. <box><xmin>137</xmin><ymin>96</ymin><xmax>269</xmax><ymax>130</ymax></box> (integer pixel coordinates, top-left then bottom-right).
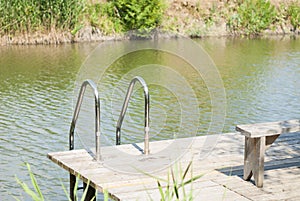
<box><xmin>15</xmin><ymin>161</ymin><xmax>205</xmax><ymax>201</ymax></box>
<box><xmin>14</xmin><ymin>163</ymin><xmax>101</xmax><ymax>201</ymax></box>
<box><xmin>15</xmin><ymin>163</ymin><xmax>44</xmax><ymax>201</ymax></box>
<box><xmin>144</xmin><ymin>161</ymin><xmax>204</xmax><ymax>201</ymax></box>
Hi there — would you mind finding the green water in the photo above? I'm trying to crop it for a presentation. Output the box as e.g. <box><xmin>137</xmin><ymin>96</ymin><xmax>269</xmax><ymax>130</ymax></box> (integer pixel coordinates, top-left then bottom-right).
<box><xmin>0</xmin><ymin>36</ymin><xmax>299</xmax><ymax>200</ymax></box>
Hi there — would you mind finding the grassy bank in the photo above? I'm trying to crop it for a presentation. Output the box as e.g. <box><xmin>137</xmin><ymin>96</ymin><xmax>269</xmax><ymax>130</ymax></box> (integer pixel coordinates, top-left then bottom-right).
<box><xmin>0</xmin><ymin>0</ymin><xmax>299</xmax><ymax>45</ymax></box>
<box><xmin>168</xmin><ymin>0</ymin><xmax>300</xmax><ymax>37</ymax></box>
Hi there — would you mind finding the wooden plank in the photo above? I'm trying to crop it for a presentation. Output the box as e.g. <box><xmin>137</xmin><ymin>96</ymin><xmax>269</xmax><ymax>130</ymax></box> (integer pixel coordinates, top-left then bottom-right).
<box><xmin>236</xmin><ymin>119</ymin><xmax>300</xmax><ymax>138</ymax></box>
<box><xmin>48</xmin><ymin>132</ymin><xmax>300</xmax><ymax>201</ymax></box>
<box><xmin>213</xmin><ymin>175</ymin><xmax>265</xmax><ymax>198</ymax></box>
<box><xmin>116</xmin><ymin>181</ymin><xmax>251</xmax><ymax>201</ymax></box>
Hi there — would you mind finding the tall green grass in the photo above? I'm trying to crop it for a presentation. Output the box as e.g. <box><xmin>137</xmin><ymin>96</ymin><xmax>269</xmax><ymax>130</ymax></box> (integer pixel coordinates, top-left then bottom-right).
<box><xmin>0</xmin><ymin>0</ymin><xmax>299</xmax><ymax>38</ymax></box>
<box><xmin>144</xmin><ymin>161</ymin><xmax>204</xmax><ymax>201</ymax></box>
<box><xmin>15</xmin><ymin>163</ymin><xmax>99</xmax><ymax>201</ymax></box>
<box><xmin>0</xmin><ymin>0</ymin><xmax>166</xmax><ymax>37</ymax></box>
<box><xmin>16</xmin><ymin>161</ymin><xmax>202</xmax><ymax>200</ymax></box>
<box><xmin>15</xmin><ymin>163</ymin><xmax>44</xmax><ymax>201</ymax></box>
<box><xmin>0</xmin><ymin>0</ymin><xmax>85</xmax><ymax>34</ymax></box>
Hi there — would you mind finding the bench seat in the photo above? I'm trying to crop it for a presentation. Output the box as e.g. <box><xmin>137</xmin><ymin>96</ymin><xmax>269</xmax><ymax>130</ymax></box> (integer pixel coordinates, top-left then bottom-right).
<box><xmin>236</xmin><ymin>119</ymin><xmax>300</xmax><ymax>138</ymax></box>
<box><xmin>236</xmin><ymin>119</ymin><xmax>300</xmax><ymax>187</ymax></box>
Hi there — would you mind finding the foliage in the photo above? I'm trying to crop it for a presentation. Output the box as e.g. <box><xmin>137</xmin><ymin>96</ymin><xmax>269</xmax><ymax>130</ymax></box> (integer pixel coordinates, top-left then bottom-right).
<box><xmin>145</xmin><ymin>161</ymin><xmax>204</xmax><ymax>201</ymax></box>
<box><xmin>61</xmin><ymin>178</ymin><xmax>96</xmax><ymax>201</ymax></box>
<box><xmin>15</xmin><ymin>161</ymin><xmax>203</xmax><ymax>201</ymax></box>
<box><xmin>0</xmin><ymin>0</ymin><xmax>85</xmax><ymax>34</ymax></box>
<box><xmin>0</xmin><ymin>0</ymin><xmax>166</xmax><ymax>36</ymax></box>
<box><xmin>86</xmin><ymin>2</ymin><xmax>123</xmax><ymax>34</ymax></box>
<box><xmin>287</xmin><ymin>2</ymin><xmax>300</xmax><ymax>32</ymax></box>
<box><xmin>14</xmin><ymin>163</ymin><xmax>101</xmax><ymax>201</ymax></box>
<box><xmin>111</xmin><ymin>0</ymin><xmax>166</xmax><ymax>33</ymax></box>
<box><xmin>227</xmin><ymin>0</ymin><xmax>277</xmax><ymax>35</ymax></box>
<box><xmin>0</xmin><ymin>0</ymin><xmax>299</xmax><ymax>39</ymax></box>
<box><xmin>202</xmin><ymin>3</ymin><xmax>219</xmax><ymax>27</ymax></box>
<box><xmin>15</xmin><ymin>163</ymin><xmax>44</xmax><ymax>201</ymax></box>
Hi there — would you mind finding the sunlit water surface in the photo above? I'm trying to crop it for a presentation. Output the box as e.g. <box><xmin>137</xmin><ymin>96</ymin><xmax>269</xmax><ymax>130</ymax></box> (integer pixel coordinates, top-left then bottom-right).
<box><xmin>0</xmin><ymin>36</ymin><xmax>299</xmax><ymax>200</ymax></box>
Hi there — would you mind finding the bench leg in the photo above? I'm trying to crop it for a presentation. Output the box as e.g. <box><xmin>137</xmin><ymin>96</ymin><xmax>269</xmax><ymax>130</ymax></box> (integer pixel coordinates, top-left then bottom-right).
<box><xmin>244</xmin><ymin>136</ymin><xmax>265</xmax><ymax>188</ymax></box>
<box><xmin>244</xmin><ymin>137</ymin><xmax>253</xmax><ymax>181</ymax></box>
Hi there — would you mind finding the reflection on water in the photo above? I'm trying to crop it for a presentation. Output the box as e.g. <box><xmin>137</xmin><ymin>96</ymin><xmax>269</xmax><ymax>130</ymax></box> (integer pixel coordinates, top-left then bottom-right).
<box><xmin>0</xmin><ymin>44</ymin><xmax>98</xmax><ymax>200</ymax></box>
<box><xmin>0</xmin><ymin>37</ymin><xmax>299</xmax><ymax>200</ymax></box>
<box><xmin>197</xmin><ymin>37</ymin><xmax>300</xmax><ymax>131</ymax></box>
<box><xmin>75</xmin><ymin>48</ymin><xmax>211</xmax><ymax>150</ymax></box>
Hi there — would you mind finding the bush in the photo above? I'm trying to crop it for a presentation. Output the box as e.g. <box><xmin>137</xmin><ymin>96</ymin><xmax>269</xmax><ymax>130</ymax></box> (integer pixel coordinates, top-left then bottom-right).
<box><xmin>111</xmin><ymin>0</ymin><xmax>166</xmax><ymax>33</ymax></box>
<box><xmin>227</xmin><ymin>0</ymin><xmax>277</xmax><ymax>35</ymax></box>
<box><xmin>287</xmin><ymin>2</ymin><xmax>300</xmax><ymax>32</ymax></box>
<box><xmin>86</xmin><ymin>2</ymin><xmax>123</xmax><ymax>34</ymax></box>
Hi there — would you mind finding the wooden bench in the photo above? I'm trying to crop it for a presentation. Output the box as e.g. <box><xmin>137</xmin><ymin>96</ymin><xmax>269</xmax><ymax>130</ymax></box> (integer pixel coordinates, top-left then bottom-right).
<box><xmin>236</xmin><ymin>119</ymin><xmax>300</xmax><ymax>188</ymax></box>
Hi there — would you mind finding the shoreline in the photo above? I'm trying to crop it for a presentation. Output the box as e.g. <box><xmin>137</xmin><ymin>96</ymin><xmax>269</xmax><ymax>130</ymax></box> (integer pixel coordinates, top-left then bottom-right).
<box><xmin>0</xmin><ymin>0</ymin><xmax>299</xmax><ymax>46</ymax></box>
<box><xmin>1</xmin><ymin>26</ymin><xmax>298</xmax><ymax>46</ymax></box>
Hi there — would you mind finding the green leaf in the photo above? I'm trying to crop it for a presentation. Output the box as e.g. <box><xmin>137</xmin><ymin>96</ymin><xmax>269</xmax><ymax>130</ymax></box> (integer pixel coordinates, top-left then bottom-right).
<box><xmin>15</xmin><ymin>176</ymin><xmax>42</xmax><ymax>201</ymax></box>
<box><xmin>182</xmin><ymin>174</ymin><xmax>204</xmax><ymax>187</ymax></box>
<box><xmin>157</xmin><ymin>180</ymin><xmax>165</xmax><ymax>201</ymax></box>
<box><xmin>171</xmin><ymin>169</ymin><xmax>179</xmax><ymax>199</ymax></box>
<box><xmin>61</xmin><ymin>181</ymin><xmax>72</xmax><ymax>201</ymax></box>
<box><xmin>73</xmin><ymin>175</ymin><xmax>80</xmax><ymax>201</ymax></box>
<box><xmin>26</xmin><ymin>163</ymin><xmax>44</xmax><ymax>201</ymax></box>
<box><xmin>103</xmin><ymin>189</ymin><xmax>109</xmax><ymax>201</ymax></box>
<box><xmin>182</xmin><ymin>161</ymin><xmax>192</xmax><ymax>181</ymax></box>
<box><xmin>80</xmin><ymin>180</ymin><xmax>90</xmax><ymax>201</ymax></box>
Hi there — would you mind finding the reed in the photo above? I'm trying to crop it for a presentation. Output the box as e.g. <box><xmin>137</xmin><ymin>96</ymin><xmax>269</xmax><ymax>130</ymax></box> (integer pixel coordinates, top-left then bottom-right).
<box><xmin>0</xmin><ymin>0</ymin><xmax>85</xmax><ymax>35</ymax></box>
<box><xmin>15</xmin><ymin>162</ymin><xmax>100</xmax><ymax>201</ymax></box>
<box><xmin>143</xmin><ymin>161</ymin><xmax>204</xmax><ymax>201</ymax></box>
<box><xmin>15</xmin><ymin>161</ymin><xmax>202</xmax><ymax>200</ymax></box>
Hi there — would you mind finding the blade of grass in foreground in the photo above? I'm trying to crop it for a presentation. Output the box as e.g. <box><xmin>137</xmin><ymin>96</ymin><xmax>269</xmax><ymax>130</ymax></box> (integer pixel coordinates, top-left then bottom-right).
<box><xmin>26</xmin><ymin>163</ymin><xmax>44</xmax><ymax>201</ymax></box>
<box><xmin>15</xmin><ymin>162</ymin><xmax>100</xmax><ymax>201</ymax></box>
<box><xmin>15</xmin><ymin>163</ymin><xmax>44</xmax><ymax>201</ymax></box>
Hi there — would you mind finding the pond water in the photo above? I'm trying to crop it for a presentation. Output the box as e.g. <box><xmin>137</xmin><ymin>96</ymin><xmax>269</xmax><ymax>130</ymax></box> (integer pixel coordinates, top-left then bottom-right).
<box><xmin>0</xmin><ymin>36</ymin><xmax>299</xmax><ymax>200</ymax></box>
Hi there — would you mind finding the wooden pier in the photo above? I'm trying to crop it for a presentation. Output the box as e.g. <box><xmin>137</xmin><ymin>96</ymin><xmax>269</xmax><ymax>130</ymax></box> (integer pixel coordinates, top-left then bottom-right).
<box><xmin>48</xmin><ymin>132</ymin><xmax>300</xmax><ymax>201</ymax></box>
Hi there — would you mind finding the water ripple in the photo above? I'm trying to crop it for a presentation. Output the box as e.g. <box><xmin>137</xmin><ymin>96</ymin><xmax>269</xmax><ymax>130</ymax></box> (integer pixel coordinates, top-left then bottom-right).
<box><xmin>1</xmin><ymin>38</ymin><xmax>300</xmax><ymax>200</ymax></box>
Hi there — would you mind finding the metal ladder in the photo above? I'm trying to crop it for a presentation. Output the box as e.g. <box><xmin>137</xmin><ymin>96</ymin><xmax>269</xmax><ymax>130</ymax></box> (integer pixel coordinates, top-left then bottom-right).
<box><xmin>69</xmin><ymin>76</ymin><xmax>150</xmax><ymax>157</ymax></box>
<box><xmin>69</xmin><ymin>79</ymin><xmax>101</xmax><ymax>160</ymax></box>
<box><xmin>68</xmin><ymin>76</ymin><xmax>150</xmax><ymax>200</ymax></box>
<box><xmin>116</xmin><ymin>76</ymin><xmax>150</xmax><ymax>155</ymax></box>
<box><xmin>68</xmin><ymin>79</ymin><xmax>101</xmax><ymax>201</ymax></box>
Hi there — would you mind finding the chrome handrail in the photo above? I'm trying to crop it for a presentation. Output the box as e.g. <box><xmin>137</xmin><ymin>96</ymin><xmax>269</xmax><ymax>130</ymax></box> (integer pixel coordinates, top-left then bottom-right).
<box><xmin>69</xmin><ymin>79</ymin><xmax>101</xmax><ymax>161</ymax></box>
<box><xmin>116</xmin><ymin>76</ymin><xmax>150</xmax><ymax>155</ymax></box>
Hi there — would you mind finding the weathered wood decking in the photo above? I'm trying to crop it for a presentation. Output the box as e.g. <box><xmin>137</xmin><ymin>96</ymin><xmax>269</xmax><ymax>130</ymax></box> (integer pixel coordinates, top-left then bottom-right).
<box><xmin>48</xmin><ymin>132</ymin><xmax>300</xmax><ymax>201</ymax></box>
